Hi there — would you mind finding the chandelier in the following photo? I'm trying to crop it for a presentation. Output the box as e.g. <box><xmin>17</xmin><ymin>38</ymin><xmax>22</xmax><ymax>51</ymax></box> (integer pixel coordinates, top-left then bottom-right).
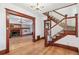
<box><xmin>29</xmin><ymin>3</ymin><xmax>44</xmax><ymax>11</ymax></box>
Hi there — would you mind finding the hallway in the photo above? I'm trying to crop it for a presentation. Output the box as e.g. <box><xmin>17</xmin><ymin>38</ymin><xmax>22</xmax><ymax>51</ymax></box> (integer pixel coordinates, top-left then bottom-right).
<box><xmin>6</xmin><ymin>36</ymin><xmax>78</xmax><ymax>55</ymax></box>
<box><xmin>9</xmin><ymin>35</ymin><xmax>33</xmax><ymax>50</ymax></box>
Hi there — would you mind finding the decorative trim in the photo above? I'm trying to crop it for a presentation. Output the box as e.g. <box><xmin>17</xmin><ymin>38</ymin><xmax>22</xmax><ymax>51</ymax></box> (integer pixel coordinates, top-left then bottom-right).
<box><xmin>5</xmin><ymin>8</ymin><xmax>35</xmax><ymax>19</ymax></box>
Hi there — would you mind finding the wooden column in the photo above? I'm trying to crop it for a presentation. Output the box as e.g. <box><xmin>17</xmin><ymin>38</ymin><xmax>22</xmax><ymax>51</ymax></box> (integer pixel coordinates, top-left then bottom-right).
<box><xmin>75</xmin><ymin>14</ymin><xmax>78</xmax><ymax>37</ymax></box>
<box><xmin>32</xmin><ymin>18</ymin><xmax>36</xmax><ymax>42</ymax></box>
<box><xmin>44</xmin><ymin>20</ymin><xmax>48</xmax><ymax>47</ymax></box>
<box><xmin>20</xmin><ymin>19</ymin><xmax>22</xmax><ymax>37</ymax></box>
<box><xmin>6</xmin><ymin>10</ymin><xmax>10</xmax><ymax>53</ymax></box>
<box><xmin>49</xmin><ymin>17</ymin><xmax>52</xmax><ymax>37</ymax></box>
<box><xmin>65</xmin><ymin>15</ymin><xmax>67</xmax><ymax>33</ymax></box>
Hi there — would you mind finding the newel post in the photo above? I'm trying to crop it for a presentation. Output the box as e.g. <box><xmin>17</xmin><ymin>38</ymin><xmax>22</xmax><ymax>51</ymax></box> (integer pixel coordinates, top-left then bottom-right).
<box><xmin>75</xmin><ymin>14</ymin><xmax>78</xmax><ymax>37</ymax></box>
<box><xmin>64</xmin><ymin>14</ymin><xmax>67</xmax><ymax>34</ymax></box>
<box><xmin>44</xmin><ymin>20</ymin><xmax>48</xmax><ymax>47</ymax></box>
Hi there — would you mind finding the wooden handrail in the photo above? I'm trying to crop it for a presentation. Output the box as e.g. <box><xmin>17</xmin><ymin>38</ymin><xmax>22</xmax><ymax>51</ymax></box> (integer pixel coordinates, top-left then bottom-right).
<box><xmin>43</xmin><ymin>3</ymin><xmax>77</xmax><ymax>18</ymax></box>
<box><xmin>49</xmin><ymin>18</ymin><xmax>65</xmax><ymax>30</ymax></box>
<box><xmin>54</xmin><ymin>3</ymin><xmax>77</xmax><ymax>10</ymax></box>
<box><xmin>66</xmin><ymin>16</ymin><xmax>75</xmax><ymax>19</ymax></box>
<box><xmin>53</xmin><ymin>10</ymin><xmax>65</xmax><ymax>17</ymax></box>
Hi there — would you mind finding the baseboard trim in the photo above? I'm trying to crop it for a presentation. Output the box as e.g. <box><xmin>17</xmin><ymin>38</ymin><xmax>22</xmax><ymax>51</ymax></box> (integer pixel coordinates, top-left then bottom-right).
<box><xmin>0</xmin><ymin>49</ymin><xmax>8</xmax><ymax>55</ymax></box>
<box><xmin>22</xmin><ymin>33</ymin><xmax>32</xmax><ymax>36</ymax></box>
<box><xmin>40</xmin><ymin>37</ymin><xmax>45</xmax><ymax>39</ymax></box>
<box><xmin>53</xmin><ymin>43</ymin><xmax>78</xmax><ymax>52</ymax></box>
<box><xmin>35</xmin><ymin>36</ymin><xmax>44</xmax><ymax>41</ymax></box>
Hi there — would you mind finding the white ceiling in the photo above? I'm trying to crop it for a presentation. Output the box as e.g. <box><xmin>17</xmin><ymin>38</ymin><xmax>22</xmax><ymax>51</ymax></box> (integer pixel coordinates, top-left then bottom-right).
<box><xmin>14</xmin><ymin>3</ymin><xmax>74</xmax><ymax>13</ymax></box>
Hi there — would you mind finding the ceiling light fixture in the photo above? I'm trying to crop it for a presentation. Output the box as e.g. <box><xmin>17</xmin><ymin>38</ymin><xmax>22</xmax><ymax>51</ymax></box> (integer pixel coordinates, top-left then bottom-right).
<box><xmin>29</xmin><ymin>3</ymin><xmax>44</xmax><ymax>11</ymax></box>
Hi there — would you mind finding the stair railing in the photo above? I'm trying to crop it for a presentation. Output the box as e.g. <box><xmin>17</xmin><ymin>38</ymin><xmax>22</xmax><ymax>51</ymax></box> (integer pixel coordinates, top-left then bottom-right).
<box><xmin>50</xmin><ymin>17</ymin><xmax>65</xmax><ymax>30</ymax></box>
<box><xmin>44</xmin><ymin>15</ymin><xmax>67</xmax><ymax>46</ymax></box>
<box><xmin>53</xmin><ymin>10</ymin><xmax>65</xmax><ymax>17</ymax></box>
<box><xmin>44</xmin><ymin>13</ymin><xmax>78</xmax><ymax>46</ymax></box>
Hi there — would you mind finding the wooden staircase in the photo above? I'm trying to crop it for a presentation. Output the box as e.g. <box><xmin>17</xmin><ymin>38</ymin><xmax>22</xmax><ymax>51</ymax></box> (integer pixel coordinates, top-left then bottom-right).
<box><xmin>49</xmin><ymin>30</ymin><xmax>76</xmax><ymax>46</ymax></box>
<box><xmin>52</xmin><ymin>30</ymin><xmax>66</xmax><ymax>43</ymax></box>
<box><xmin>51</xmin><ymin>16</ymin><xmax>60</xmax><ymax>23</ymax></box>
<box><xmin>51</xmin><ymin>16</ymin><xmax>76</xmax><ymax>31</ymax></box>
<box><xmin>44</xmin><ymin>12</ymin><xmax>78</xmax><ymax>47</ymax></box>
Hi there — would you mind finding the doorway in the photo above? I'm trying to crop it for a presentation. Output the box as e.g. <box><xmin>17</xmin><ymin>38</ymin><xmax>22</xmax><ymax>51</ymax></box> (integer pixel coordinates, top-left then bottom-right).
<box><xmin>6</xmin><ymin>8</ymin><xmax>35</xmax><ymax>52</ymax></box>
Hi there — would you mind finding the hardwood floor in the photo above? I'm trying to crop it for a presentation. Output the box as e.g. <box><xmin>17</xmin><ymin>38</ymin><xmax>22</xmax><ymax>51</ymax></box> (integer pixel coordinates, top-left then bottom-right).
<box><xmin>9</xmin><ymin>35</ymin><xmax>33</xmax><ymax>50</ymax></box>
<box><xmin>6</xmin><ymin>35</ymin><xmax>78</xmax><ymax>55</ymax></box>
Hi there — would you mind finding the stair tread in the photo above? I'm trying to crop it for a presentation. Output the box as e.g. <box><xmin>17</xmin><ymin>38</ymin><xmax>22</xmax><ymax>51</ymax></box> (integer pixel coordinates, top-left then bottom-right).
<box><xmin>52</xmin><ymin>36</ymin><xmax>56</xmax><ymax>39</ymax></box>
<box><xmin>52</xmin><ymin>31</ymin><xmax>65</xmax><ymax>41</ymax></box>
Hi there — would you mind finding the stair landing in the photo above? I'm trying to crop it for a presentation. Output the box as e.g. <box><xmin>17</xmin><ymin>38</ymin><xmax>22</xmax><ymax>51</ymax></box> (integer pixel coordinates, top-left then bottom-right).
<box><xmin>55</xmin><ymin>35</ymin><xmax>79</xmax><ymax>48</ymax></box>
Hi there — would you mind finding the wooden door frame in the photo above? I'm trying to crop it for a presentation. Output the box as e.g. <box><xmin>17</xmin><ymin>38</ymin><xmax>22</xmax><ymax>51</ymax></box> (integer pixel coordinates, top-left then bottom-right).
<box><xmin>5</xmin><ymin>8</ymin><xmax>36</xmax><ymax>52</ymax></box>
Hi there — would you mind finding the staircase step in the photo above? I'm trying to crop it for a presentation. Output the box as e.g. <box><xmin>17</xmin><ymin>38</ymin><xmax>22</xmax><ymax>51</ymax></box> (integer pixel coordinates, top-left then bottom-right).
<box><xmin>52</xmin><ymin>36</ymin><xmax>56</xmax><ymax>39</ymax></box>
<box><xmin>56</xmin><ymin>35</ymin><xmax>64</xmax><ymax>39</ymax></box>
<box><xmin>52</xmin><ymin>35</ymin><xmax>66</xmax><ymax>43</ymax></box>
<box><xmin>64</xmin><ymin>30</ymin><xmax>75</xmax><ymax>35</ymax></box>
<box><xmin>59</xmin><ymin>32</ymin><xmax>65</xmax><ymax>35</ymax></box>
<box><xmin>56</xmin><ymin>36</ymin><xmax>61</xmax><ymax>39</ymax></box>
<box><xmin>60</xmin><ymin>31</ymin><xmax>64</xmax><ymax>33</ymax></box>
<box><xmin>52</xmin><ymin>31</ymin><xmax>65</xmax><ymax>40</ymax></box>
<box><xmin>56</xmin><ymin>34</ymin><xmax>60</xmax><ymax>36</ymax></box>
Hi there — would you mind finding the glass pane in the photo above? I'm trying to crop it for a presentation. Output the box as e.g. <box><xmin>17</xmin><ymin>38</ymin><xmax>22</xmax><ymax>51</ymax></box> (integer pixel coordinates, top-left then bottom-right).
<box><xmin>66</xmin><ymin>18</ymin><xmax>75</xmax><ymax>31</ymax></box>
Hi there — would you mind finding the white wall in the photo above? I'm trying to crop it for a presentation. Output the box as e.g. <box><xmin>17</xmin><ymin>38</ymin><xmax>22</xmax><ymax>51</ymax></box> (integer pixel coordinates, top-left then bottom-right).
<box><xmin>35</xmin><ymin>17</ymin><xmax>45</xmax><ymax>39</ymax></box>
<box><xmin>0</xmin><ymin>3</ymin><xmax>46</xmax><ymax>51</ymax></box>
<box><xmin>0</xmin><ymin>4</ymin><xmax>6</xmax><ymax>50</ymax></box>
